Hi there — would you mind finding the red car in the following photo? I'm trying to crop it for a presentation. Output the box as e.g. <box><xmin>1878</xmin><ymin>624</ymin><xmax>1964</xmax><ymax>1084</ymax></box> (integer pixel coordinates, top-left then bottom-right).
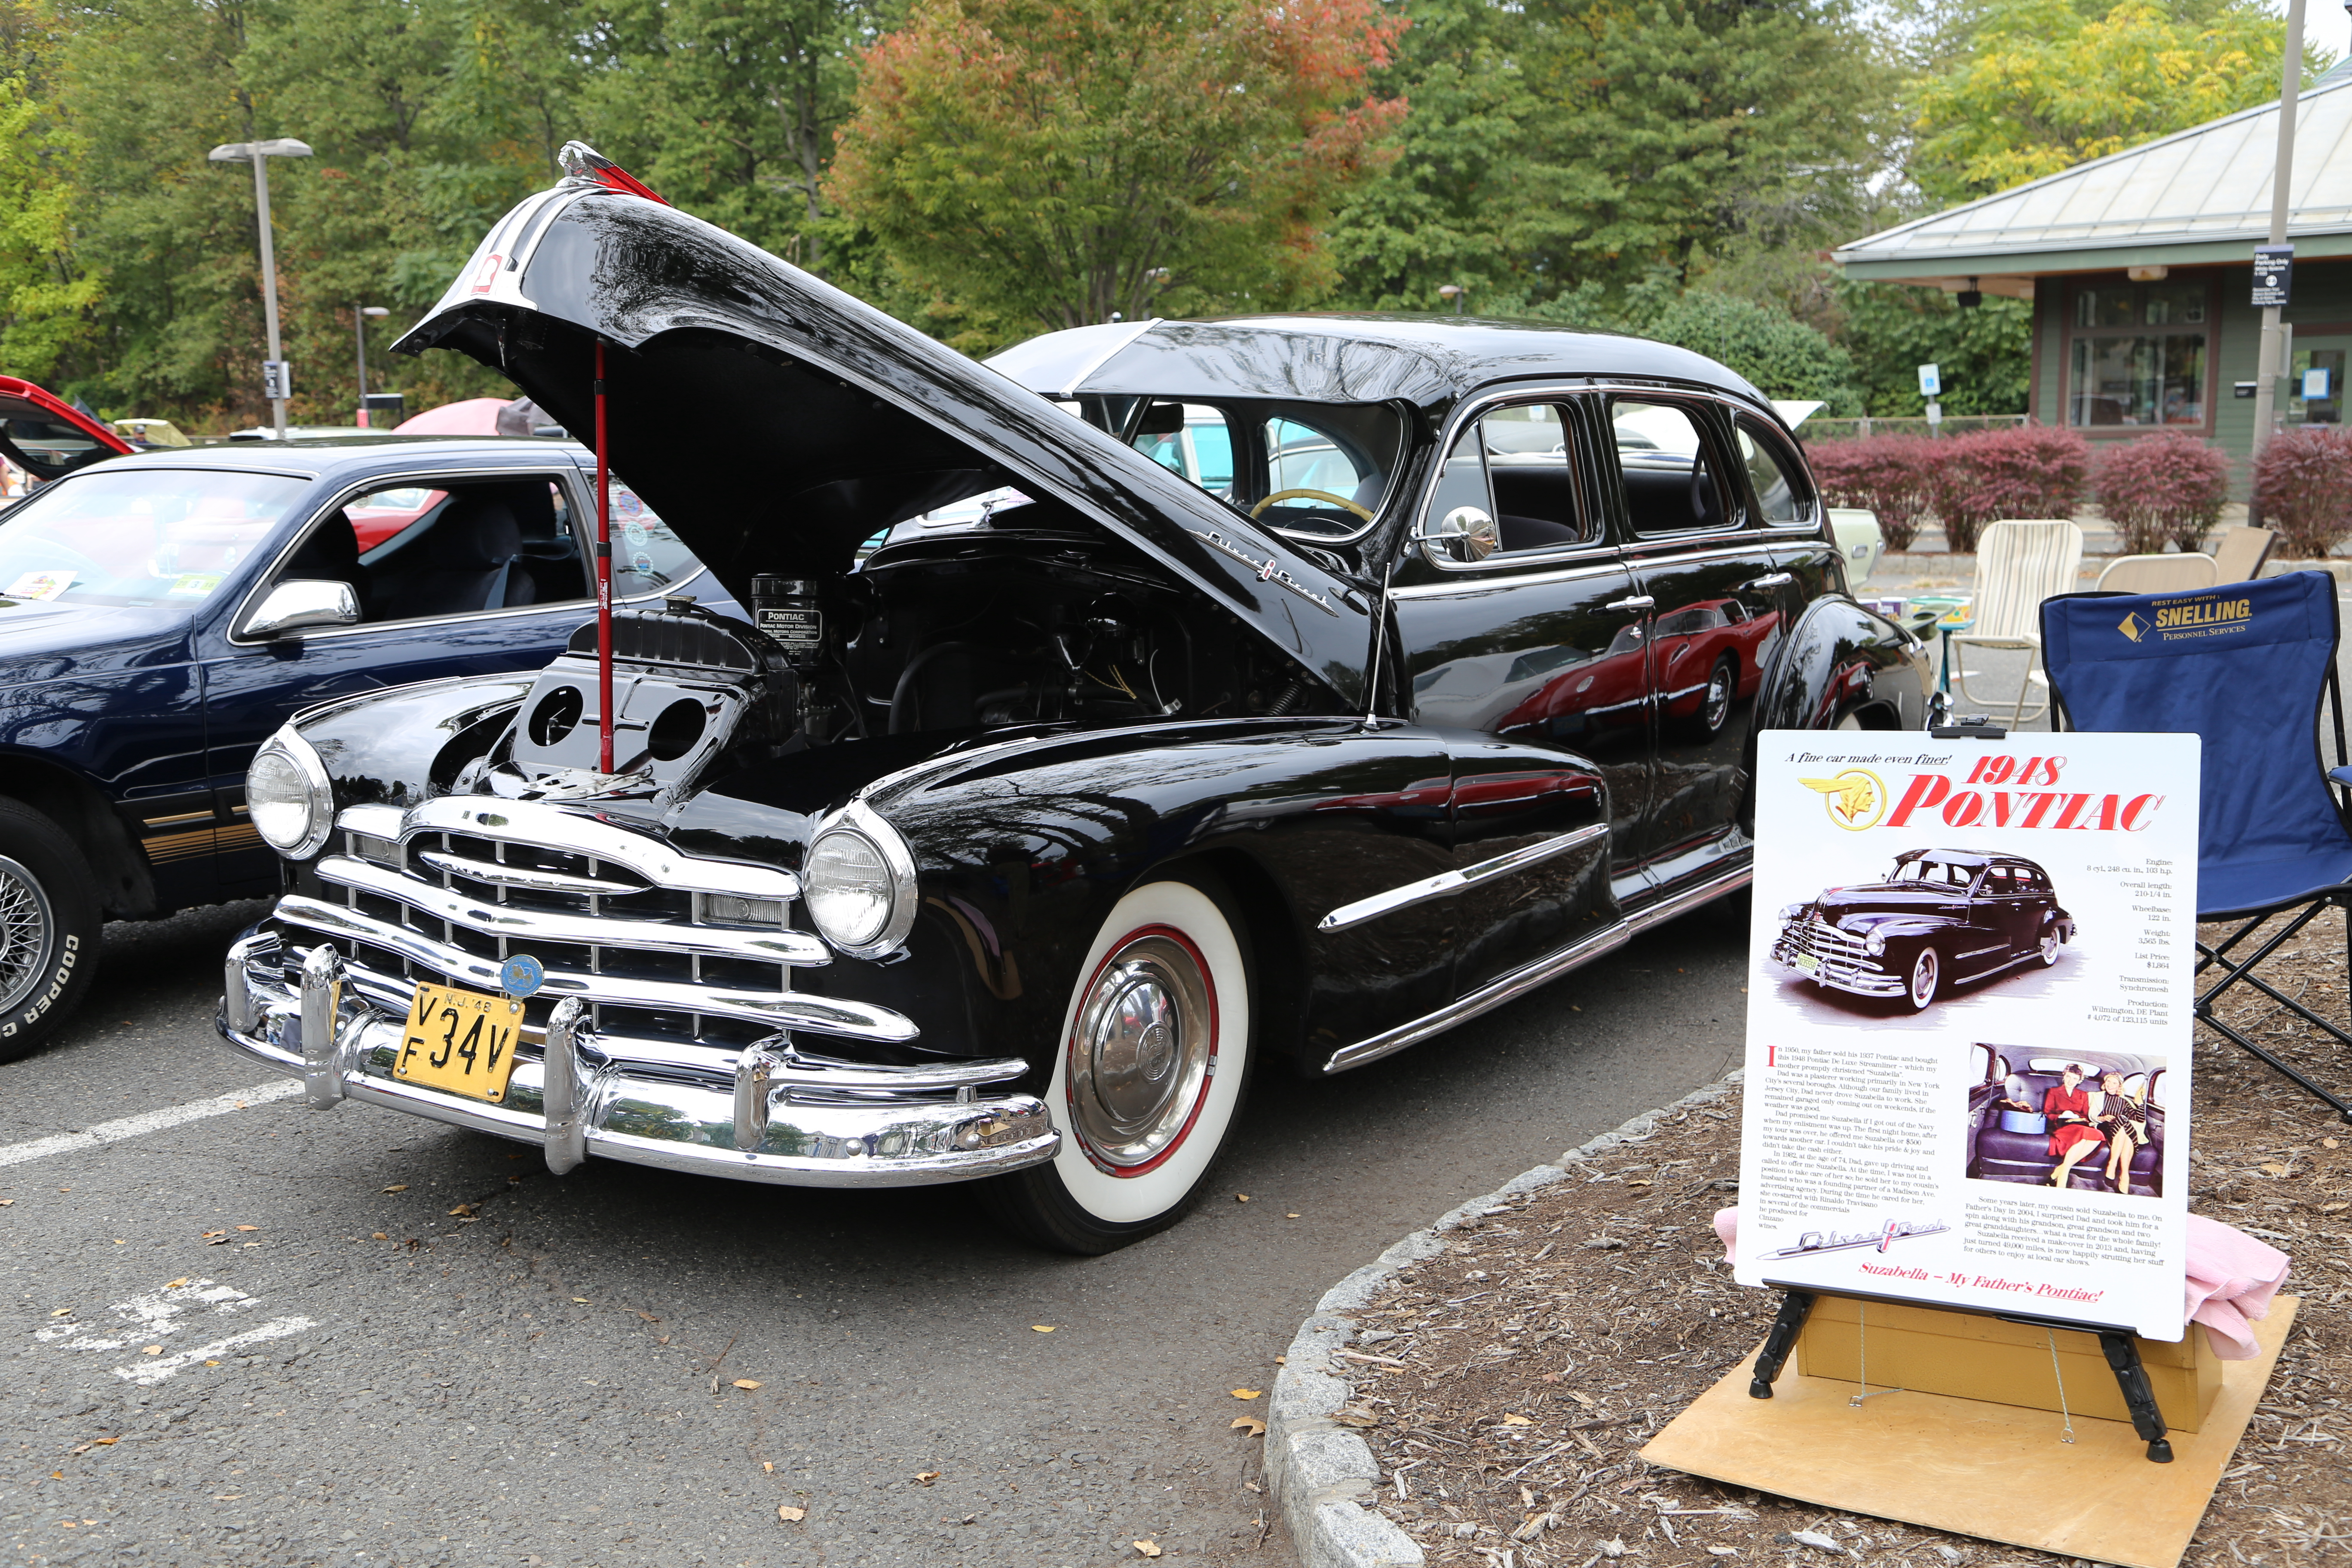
<box><xmin>0</xmin><ymin>377</ymin><xmax>134</xmax><ymax>496</ymax></box>
<box><xmin>1495</xmin><ymin>597</ymin><xmax>1776</xmax><ymax>741</ymax></box>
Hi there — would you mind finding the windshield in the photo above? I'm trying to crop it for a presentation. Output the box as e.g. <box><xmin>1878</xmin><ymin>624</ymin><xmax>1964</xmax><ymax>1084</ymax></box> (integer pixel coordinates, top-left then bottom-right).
<box><xmin>0</xmin><ymin>468</ymin><xmax>308</xmax><ymax>608</ymax></box>
<box><xmin>1892</xmin><ymin>858</ymin><xmax>1978</xmax><ymax>888</ymax></box>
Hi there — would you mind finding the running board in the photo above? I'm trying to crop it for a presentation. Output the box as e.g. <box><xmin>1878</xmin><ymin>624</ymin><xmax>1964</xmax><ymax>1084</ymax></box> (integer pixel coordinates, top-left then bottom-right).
<box><xmin>1320</xmin><ymin>864</ymin><xmax>1753</xmax><ymax>1075</ymax></box>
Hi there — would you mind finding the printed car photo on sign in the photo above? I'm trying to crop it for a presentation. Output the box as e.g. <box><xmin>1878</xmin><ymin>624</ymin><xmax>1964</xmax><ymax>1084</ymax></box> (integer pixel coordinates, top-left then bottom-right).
<box><xmin>1769</xmin><ymin>847</ymin><xmax>2077</xmax><ymax>1015</ymax></box>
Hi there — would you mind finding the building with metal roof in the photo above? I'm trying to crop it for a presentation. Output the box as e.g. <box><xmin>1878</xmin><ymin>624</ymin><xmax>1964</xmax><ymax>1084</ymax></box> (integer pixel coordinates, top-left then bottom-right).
<box><xmin>1835</xmin><ymin>61</ymin><xmax>2352</xmax><ymax>468</ymax></box>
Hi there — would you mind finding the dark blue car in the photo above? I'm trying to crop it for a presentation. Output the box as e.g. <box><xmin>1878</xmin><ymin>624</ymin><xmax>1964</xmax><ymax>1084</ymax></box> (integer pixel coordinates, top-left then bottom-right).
<box><xmin>0</xmin><ymin>434</ymin><xmax>726</xmax><ymax>1060</ymax></box>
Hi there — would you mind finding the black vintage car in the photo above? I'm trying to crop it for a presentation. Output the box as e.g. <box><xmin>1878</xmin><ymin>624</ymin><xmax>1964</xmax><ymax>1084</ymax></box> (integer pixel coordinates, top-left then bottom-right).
<box><xmin>1771</xmin><ymin>848</ymin><xmax>2073</xmax><ymax>1012</ymax></box>
<box><xmin>213</xmin><ymin>144</ymin><xmax>1928</xmax><ymax>1252</ymax></box>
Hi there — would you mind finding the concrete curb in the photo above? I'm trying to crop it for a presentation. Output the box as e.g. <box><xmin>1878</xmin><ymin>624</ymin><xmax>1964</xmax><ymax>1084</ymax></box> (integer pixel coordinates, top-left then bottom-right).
<box><xmin>1262</xmin><ymin>1071</ymin><xmax>1745</xmax><ymax>1568</ymax></box>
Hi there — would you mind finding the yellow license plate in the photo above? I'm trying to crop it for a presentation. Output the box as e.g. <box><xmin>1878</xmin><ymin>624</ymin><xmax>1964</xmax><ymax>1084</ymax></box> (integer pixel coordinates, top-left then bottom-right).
<box><xmin>1796</xmin><ymin>952</ymin><xmax>1821</xmax><ymax>974</ymax></box>
<box><xmin>395</xmin><ymin>981</ymin><xmax>525</xmax><ymax>1103</ymax></box>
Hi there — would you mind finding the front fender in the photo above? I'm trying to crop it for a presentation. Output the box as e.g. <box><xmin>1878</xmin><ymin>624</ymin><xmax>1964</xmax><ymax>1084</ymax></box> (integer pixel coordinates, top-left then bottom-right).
<box><xmin>291</xmin><ymin>674</ymin><xmax>537</xmax><ymax>813</ymax></box>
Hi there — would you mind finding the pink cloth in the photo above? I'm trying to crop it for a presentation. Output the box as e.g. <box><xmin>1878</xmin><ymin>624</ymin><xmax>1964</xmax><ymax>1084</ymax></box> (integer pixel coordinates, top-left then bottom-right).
<box><xmin>1709</xmin><ymin>1207</ymin><xmax>2289</xmax><ymax>1360</ymax></box>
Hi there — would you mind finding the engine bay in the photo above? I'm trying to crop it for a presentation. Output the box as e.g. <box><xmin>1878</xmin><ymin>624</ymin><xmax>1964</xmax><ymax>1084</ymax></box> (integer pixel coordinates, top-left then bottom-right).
<box><xmin>473</xmin><ymin>506</ymin><xmax>1341</xmax><ymax>802</ymax></box>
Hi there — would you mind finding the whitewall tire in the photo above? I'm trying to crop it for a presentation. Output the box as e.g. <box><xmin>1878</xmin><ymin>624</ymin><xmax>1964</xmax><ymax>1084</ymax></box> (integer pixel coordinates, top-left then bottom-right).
<box><xmin>979</xmin><ymin>871</ymin><xmax>1254</xmax><ymax>1253</ymax></box>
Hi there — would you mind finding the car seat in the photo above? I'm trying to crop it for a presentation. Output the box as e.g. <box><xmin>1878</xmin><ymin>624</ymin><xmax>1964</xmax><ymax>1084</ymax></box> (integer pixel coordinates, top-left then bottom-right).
<box><xmin>380</xmin><ymin>496</ymin><xmax>528</xmax><ymax>620</ymax></box>
<box><xmin>503</xmin><ymin>483</ymin><xmax>582</xmax><ymax>603</ymax></box>
<box><xmin>278</xmin><ymin>510</ymin><xmax>370</xmax><ymax>609</ymax></box>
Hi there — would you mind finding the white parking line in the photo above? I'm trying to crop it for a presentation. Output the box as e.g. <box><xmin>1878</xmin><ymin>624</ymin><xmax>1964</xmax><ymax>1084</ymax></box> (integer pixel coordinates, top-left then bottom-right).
<box><xmin>0</xmin><ymin>1078</ymin><xmax>302</xmax><ymax>1170</ymax></box>
<box><xmin>116</xmin><ymin>1317</ymin><xmax>316</xmax><ymax>1386</ymax></box>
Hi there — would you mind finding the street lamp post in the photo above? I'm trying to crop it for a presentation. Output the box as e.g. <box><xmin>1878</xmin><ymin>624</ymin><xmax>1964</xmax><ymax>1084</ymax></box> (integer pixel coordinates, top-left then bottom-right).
<box><xmin>2247</xmin><ymin>0</ymin><xmax>2311</xmax><ymax>480</ymax></box>
<box><xmin>1438</xmin><ymin>284</ymin><xmax>1465</xmax><ymax>315</ymax></box>
<box><xmin>207</xmin><ymin>137</ymin><xmax>313</xmax><ymax>438</ymax></box>
<box><xmin>354</xmin><ymin>305</ymin><xmax>389</xmax><ymax>425</ymax></box>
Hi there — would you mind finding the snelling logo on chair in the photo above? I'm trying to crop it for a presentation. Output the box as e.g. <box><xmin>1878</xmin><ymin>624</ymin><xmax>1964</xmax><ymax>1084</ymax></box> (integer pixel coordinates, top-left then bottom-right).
<box><xmin>2117</xmin><ymin>612</ymin><xmax>2150</xmax><ymax>643</ymax></box>
<box><xmin>1799</xmin><ymin>768</ymin><xmax>1886</xmax><ymax>831</ymax></box>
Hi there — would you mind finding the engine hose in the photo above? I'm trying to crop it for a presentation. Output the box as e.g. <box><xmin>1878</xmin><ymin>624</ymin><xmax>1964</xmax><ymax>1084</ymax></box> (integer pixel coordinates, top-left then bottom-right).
<box><xmin>888</xmin><ymin>640</ymin><xmax>992</xmax><ymax>735</ymax></box>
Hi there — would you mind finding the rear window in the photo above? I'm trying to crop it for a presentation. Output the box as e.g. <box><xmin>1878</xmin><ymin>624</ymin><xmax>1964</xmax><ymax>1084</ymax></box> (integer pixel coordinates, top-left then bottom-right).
<box><xmin>0</xmin><ymin>467</ymin><xmax>307</xmax><ymax>608</ymax></box>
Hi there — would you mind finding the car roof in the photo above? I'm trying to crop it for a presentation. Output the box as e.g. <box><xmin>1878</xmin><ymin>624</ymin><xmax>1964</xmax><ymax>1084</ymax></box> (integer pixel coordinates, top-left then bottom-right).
<box><xmin>987</xmin><ymin>315</ymin><xmax>1777</xmax><ymax>413</ymax></box>
<box><xmin>82</xmin><ymin>435</ymin><xmax>588</xmax><ymax>480</ymax></box>
<box><xmin>1899</xmin><ymin>848</ymin><xmax>1991</xmax><ymax>867</ymax></box>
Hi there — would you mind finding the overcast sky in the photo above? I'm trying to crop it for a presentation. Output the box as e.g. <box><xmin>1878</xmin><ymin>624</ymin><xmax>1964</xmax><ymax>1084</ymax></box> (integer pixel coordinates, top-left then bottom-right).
<box><xmin>2280</xmin><ymin>0</ymin><xmax>2349</xmax><ymax>73</ymax></box>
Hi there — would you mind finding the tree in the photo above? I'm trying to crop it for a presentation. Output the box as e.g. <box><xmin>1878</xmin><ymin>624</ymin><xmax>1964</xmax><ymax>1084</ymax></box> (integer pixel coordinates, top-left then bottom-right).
<box><xmin>1834</xmin><ymin>278</ymin><xmax>2030</xmax><ymax>415</ymax></box>
<box><xmin>1908</xmin><ymin>0</ymin><xmax>2304</xmax><ymax>202</ymax></box>
<box><xmin>0</xmin><ymin>4</ymin><xmax>95</xmax><ymax>381</ymax></box>
<box><xmin>1511</xmin><ymin>0</ymin><xmax>1890</xmax><ymax>291</ymax></box>
<box><xmin>1639</xmin><ymin>290</ymin><xmax>1863</xmax><ymax>413</ymax></box>
<box><xmin>579</xmin><ymin>0</ymin><xmax>871</xmax><ymax>273</ymax></box>
<box><xmin>1321</xmin><ymin>0</ymin><xmax>1544</xmax><ymax>312</ymax></box>
<box><xmin>826</xmin><ymin>0</ymin><xmax>1407</xmax><ymax>347</ymax></box>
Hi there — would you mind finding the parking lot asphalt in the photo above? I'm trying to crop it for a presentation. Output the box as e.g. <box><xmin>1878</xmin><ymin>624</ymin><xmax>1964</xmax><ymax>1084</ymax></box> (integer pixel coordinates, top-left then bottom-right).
<box><xmin>0</xmin><ymin>892</ymin><xmax>1749</xmax><ymax>1568</ymax></box>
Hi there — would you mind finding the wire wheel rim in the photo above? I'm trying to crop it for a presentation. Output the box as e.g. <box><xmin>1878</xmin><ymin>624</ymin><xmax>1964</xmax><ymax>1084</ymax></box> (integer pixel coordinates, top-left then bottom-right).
<box><xmin>1066</xmin><ymin>927</ymin><xmax>1216</xmax><ymax>1175</ymax></box>
<box><xmin>1909</xmin><ymin>949</ymin><xmax>1938</xmax><ymax>1008</ymax></box>
<box><xmin>0</xmin><ymin>854</ymin><xmax>55</xmax><ymax>1015</ymax></box>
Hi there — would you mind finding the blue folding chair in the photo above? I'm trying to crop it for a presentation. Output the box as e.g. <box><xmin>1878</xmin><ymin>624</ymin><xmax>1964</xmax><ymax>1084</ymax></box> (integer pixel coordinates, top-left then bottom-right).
<box><xmin>2043</xmin><ymin>570</ymin><xmax>2352</xmax><ymax>1121</ymax></box>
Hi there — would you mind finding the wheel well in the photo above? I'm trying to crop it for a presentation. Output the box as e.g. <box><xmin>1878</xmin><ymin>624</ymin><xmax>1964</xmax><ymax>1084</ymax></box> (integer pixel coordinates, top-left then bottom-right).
<box><xmin>1838</xmin><ymin>699</ymin><xmax>1902</xmax><ymax>730</ymax></box>
<box><xmin>0</xmin><ymin>759</ymin><xmax>155</xmax><ymax>918</ymax></box>
<box><xmin>1182</xmin><ymin>848</ymin><xmax>1309</xmax><ymax>1072</ymax></box>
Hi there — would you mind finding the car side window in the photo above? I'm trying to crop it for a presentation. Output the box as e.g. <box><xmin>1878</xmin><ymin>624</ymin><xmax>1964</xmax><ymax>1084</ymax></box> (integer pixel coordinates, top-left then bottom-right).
<box><xmin>1609</xmin><ymin>400</ymin><xmax>1733</xmax><ymax>534</ymax></box>
<box><xmin>1734</xmin><ymin>422</ymin><xmax>1813</xmax><ymax>527</ymax></box>
<box><xmin>1426</xmin><ymin>402</ymin><xmax>1596</xmax><ymax>558</ymax></box>
<box><xmin>272</xmin><ymin>475</ymin><xmax>588</xmax><ymax>628</ymax></box>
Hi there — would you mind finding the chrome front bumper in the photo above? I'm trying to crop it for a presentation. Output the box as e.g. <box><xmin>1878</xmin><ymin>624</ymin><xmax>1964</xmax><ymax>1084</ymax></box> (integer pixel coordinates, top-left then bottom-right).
<box><xmin>216</xmin><ymin>929</ymin><xmax>1060</xmax><ymax>1188</ymax></box>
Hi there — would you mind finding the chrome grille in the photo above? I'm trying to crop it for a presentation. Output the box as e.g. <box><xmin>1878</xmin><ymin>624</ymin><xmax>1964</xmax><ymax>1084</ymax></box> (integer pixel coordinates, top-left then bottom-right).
<box><xmin>1779</xmin><ymin>916</ymin><xmax>1870</xmax><ymax>963</ymax></box>
<box><xmin>271</xmin><ymin>798</ymin><xmax>920</xmax><ymax>1058</ymax></box>
<box><xmin>1771</xmin><ymin>915</ymin><xmax>1904</xmax><ymax>995</ymax></box>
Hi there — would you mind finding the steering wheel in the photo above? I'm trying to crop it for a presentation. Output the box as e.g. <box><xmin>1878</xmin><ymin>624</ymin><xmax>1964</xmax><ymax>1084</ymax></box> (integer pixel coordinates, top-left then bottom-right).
<box><xmin>1251</xmin><ymin>487</ymin><xmax>1373</xmax><ymax>523</ymax></box>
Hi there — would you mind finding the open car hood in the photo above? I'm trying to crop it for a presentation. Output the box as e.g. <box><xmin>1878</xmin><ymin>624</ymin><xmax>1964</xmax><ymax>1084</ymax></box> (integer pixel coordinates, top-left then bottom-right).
<box><xmin>391</xmin><ymin>165</ymin><xmax>1367</xmax><ymax>704</ymax></box>
<box><xmin>0</xmin><ymin>377</ymin><xmax>134</xmax><ymax>483</ymax></box>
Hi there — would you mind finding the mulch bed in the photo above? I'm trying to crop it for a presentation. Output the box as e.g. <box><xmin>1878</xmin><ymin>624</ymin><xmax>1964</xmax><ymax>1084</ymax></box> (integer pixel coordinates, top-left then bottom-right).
<box><xmin>1325</xmin><ymin>913</ymin><xmax>2352</xmax><ymax>1568</ymax></box>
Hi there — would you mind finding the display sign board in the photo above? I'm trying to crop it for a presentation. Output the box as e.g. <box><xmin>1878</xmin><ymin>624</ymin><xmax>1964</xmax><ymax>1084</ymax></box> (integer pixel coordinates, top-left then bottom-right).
<box><xmin>1737</xmin><ymin>732</ymin><xmax>2199</xmax><ymax>1340</ymax></box>
<box><xmin>2252</xmin><ymin>245</ymin><xmax>2294</xmax><ymax>309</ymax></box>
<box><xmin>1916</xmin><ymin>363</ymin><xmax>1941</xmax><ymax>397</ymax></box>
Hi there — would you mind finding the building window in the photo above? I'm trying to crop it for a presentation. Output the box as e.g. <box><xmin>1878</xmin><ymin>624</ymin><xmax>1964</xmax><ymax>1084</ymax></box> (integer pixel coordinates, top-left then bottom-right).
<box><xmin>2064</xmin><ymin>279</ymin><xmax>2211</xmax><ymax>429</ymax></box>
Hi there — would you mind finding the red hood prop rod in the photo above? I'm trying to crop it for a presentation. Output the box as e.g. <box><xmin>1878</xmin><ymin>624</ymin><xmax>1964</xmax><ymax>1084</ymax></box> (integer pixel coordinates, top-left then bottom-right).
<box><xmin>594</xmin><ymin>339</ymin><xmax>615</xmax><ymax>772</ymax></box>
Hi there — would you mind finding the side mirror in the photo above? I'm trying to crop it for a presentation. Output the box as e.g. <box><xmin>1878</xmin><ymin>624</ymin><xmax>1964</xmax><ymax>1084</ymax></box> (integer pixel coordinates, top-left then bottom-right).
<box><xmin>1416</xmin><ymin>505</ymin><xmax>1499</xmax><ymax>564</ymax></box>
<box><xmin>245</xmin><ymin>579</ymin><xmax>359</xmax><ymax>639</ymax></box>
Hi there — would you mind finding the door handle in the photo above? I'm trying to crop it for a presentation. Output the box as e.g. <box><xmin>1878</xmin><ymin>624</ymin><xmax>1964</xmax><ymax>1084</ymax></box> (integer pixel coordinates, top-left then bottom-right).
<box><xmin>1605</xmin><ymin>595</ymin><xmax>1655</xmax><ymax>612</ymax></box>
<box><xmin>1740</xmin><ymin>572</ymin><xmax>1794</xmax><ymax>591</ymax></box>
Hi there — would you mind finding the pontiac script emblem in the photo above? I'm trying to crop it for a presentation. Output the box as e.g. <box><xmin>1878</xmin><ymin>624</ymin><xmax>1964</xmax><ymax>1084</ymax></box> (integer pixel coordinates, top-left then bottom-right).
<box><xmin>1798</xmin><ymin>767</ymin><xmax>1886</xmax><ymax>831</ymax></box>
<box><xmin>1190</xmin><ymin>529</ymin><xmax>1339</xmax><ymax>616</ymax></box>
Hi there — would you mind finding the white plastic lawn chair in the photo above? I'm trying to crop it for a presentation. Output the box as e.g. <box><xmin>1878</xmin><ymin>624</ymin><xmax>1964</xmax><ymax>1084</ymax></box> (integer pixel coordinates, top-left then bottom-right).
<box><xmin>2211</xmin><ymin>526</ymin><xmax>2277</xmax><ymax>582</ymax></box>
<box><xmin>2095</xmin><ymin>553</ymin><xmax>2218</xmax><ymax>594</ymax></box>
<box><xmin>1950</xmin><ymin>518</ymin><xmax>2084</xmax><ymax>726</ymax></box>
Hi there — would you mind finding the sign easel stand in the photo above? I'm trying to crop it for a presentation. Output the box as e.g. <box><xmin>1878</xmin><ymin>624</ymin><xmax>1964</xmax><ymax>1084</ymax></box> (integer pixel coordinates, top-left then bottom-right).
<box><xmin>1747</xmin><ymin>1287</ymin><xmax>2175</xmax><ymax>1461</ymax></box>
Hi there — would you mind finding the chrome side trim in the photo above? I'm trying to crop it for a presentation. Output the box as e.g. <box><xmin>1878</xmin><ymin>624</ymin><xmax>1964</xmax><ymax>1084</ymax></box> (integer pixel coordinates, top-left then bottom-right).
<box><xmin>1322</xmin><ymin>861</ymin><xmax>1753</xmax><ymax>1073</ymax></box>
<box><xmin>1319</xmin><ymin>822</ymin><xmax>1608</xmax><ymax>933</ymax></box>
<box><xmin>315</xmin><ymin>855</ymin><xmax>828</xmax><ymax>967</ymax></box>
<box><xmin>415</xmin><ymin>848</ymin><xmax>637</xmax><ymax>897</ymax></box>
<box><xmin>395</xmin><ymin>796</ymin><xmax>800</xmax><ymax>902</ymax></box>
<box><xmin>274</xmin><ymin>894</ymin><xmax>914</xmax><ymax>1042</ymax></box>
<box><xmin>1390</xmin><ymin>560</ymin><xmax>1626</xmax><ymax>600</ymax></box>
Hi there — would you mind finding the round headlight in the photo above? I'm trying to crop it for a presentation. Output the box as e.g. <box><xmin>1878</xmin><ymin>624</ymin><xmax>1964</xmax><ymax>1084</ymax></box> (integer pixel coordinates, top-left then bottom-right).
<box><xmin>247</xmin><ymin>729</ymin><xmax>333</xmax><ymax>858</ymax></box>
<box><xmin>803</xmin><ymin>804</ymin><xmax>916</xmax><ymax>958</ymax></box>
<box><xmin>1864</xmin><ymin>931</ymin><xmax>1887</xmax><ymax>956</ymax></box>
<box><xmin>1779</xmin><ymin>903</ymin><xmax>1805</xmax><ymax>922</ymax></box>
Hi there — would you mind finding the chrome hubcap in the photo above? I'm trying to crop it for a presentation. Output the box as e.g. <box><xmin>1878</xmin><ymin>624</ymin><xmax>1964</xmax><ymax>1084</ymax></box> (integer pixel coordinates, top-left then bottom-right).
<box><xmin>2040</xmin><ymin>933</ymin><xmax>2058</xmax><ymax>962</ymax></box>
<box><xmin>1911</xmin><ymin>950</ymin><xmax>1936</xmax><ymax>1005</ymax></box>
<box><xmin>0</xmin><ymin>855</ymin><xmax>53</xmax><ymax>1014</ymax></box>
<box><xmin>1704</xmin><ymin>667</ymin><xmax>1731</xmax><ymax>729</ymax></box>
<box><xmin>1068</xmin><ymin>932</ymin><xmax>1214</xmax><ymax>1170</ymax></box>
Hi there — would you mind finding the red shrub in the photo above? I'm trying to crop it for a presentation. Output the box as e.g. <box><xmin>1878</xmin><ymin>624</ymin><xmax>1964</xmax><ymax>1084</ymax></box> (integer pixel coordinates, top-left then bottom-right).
<box><xmin>2093</xmin><ymin>432</ymin><xmax>2233</xmax><ymax>556</ymax></box>
<box><xmin>1805</xmin><ymin>436</ymin><xmax>1934</xmax><ymax>552</ymax></box>
<box><xmin>1924</xmin><ymin>426</ymin><xmax>2090</xmax><ymax>553</ymax></box>
<box><xmin>2252</xmin><ymin>425</ymin><xmax>2352</xmax><ymax>559</ymax></box>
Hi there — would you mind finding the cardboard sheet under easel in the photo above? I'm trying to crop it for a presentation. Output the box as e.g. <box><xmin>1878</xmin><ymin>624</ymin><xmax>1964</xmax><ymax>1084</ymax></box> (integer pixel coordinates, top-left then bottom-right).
<box><xmin>1641</xmin><ymin>1299</ymin><xmax>2296</xmax><ymax>1568</ymax></box>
